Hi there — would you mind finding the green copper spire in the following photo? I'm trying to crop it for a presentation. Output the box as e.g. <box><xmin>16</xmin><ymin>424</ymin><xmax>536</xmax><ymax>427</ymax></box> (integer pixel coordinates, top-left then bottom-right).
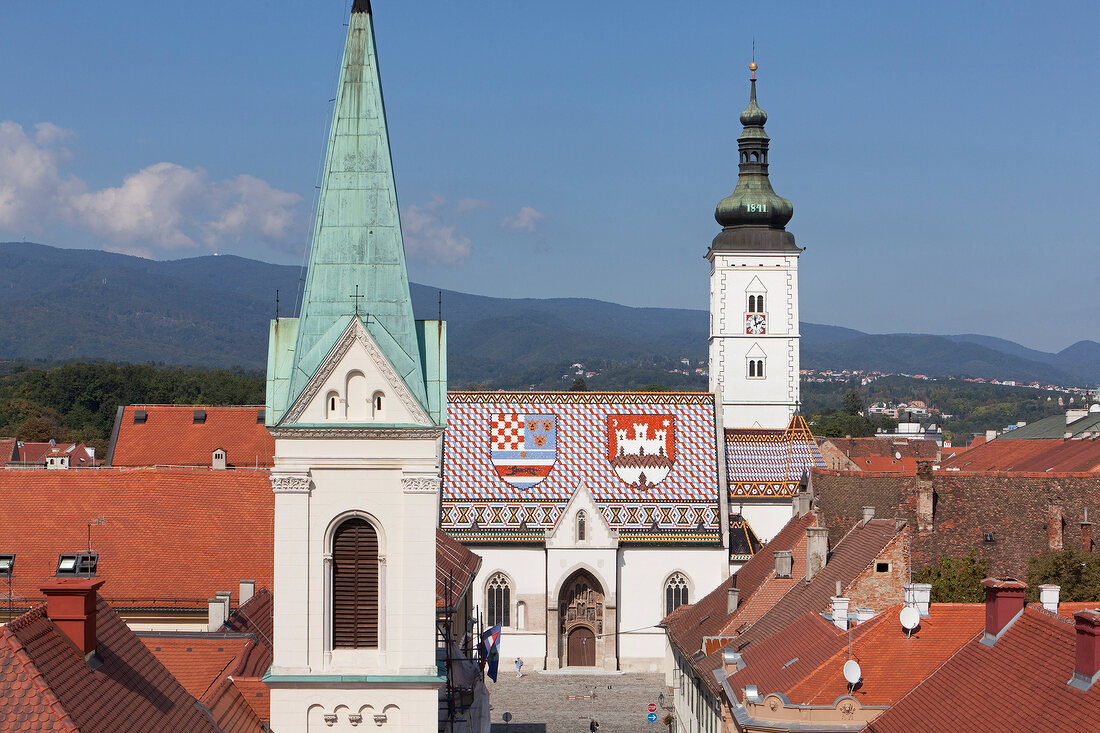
<box><xmin>286</xmin><ymin>1</ymin><xmax>427</xmax><ymax>414</ymax></box>
<box><xmin>711</xmin><ymin>63</ymin><xmax>799</xmax><ymax>253</ymax></box>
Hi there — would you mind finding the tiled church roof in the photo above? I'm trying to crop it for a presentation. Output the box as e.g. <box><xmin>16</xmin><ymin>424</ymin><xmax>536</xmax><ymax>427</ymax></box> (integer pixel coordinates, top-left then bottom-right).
<box><xmin>108</xmin><ymin>405</ymin><xmax>273</xmax><ymax>468</ymax></box>
<box><xmin>443</xmin><ymin>391</ymin><xmax>721</xmax><ymax>540</ymax></box>
<box><xmin>725</xmin><ymin>415</ymin><xmax>824</xmax><ymax>498</ymax></box>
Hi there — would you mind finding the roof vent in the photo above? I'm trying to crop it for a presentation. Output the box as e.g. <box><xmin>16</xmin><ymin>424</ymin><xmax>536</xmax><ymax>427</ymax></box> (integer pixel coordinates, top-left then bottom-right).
<box><xmin>133</xmin><ymin>409</ymin><xmax>146</xmax><ymax>425</ymax></box>
<box><xmin>193</xmin><ymin>409</ymin><xmax>206</xmax><ymax>425</ymax></box>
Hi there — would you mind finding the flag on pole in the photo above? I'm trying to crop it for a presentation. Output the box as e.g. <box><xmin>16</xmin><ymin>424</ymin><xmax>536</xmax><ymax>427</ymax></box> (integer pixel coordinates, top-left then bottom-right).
<box><xmin>481</xmin><ymin>623</ymin><xmax>502</xmax><ymax>682</ymax></box>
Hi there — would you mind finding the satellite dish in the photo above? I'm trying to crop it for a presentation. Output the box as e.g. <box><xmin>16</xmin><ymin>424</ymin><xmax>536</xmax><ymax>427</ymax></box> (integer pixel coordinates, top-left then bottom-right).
<box><xmin>843</xmin><ymin>659</ymin><xmax>862</xmax><ymax>685</ymax></box>
<box><xmin>895</xmin><ymin>451</ymin><xmax>902</xmax><ymax>460</ymax></box>
<box><xmin>900</xmin><ymin>606</ymin><xmax>920</xmax><ymax>630</ymax></box>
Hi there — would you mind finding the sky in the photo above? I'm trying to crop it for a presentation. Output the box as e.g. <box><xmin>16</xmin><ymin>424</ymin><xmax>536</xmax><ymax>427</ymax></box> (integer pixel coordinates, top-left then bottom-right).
<box><xmin>2</xmin><ymin>1</ymin><xmax>1097</xmax><ymax>352</ymax></box>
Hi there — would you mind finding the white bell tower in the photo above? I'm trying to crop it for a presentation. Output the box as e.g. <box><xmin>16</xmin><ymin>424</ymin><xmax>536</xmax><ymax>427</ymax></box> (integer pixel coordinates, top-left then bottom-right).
<box><xmin>708</xmin><ymin>62</ymin><xmax>802</xmax><ymax>430</ymax></box>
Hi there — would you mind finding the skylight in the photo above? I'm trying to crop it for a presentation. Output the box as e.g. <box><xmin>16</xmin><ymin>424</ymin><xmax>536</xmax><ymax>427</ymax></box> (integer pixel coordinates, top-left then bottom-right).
<box><xmin>56</xmin><ymin>553</ymin><xmax>98</xmax><ymax>576</ymax></box>
<box><xmin>0</xmin><ymin>555</ymin><xmax>13</xmax><ymax>576</ymax></box>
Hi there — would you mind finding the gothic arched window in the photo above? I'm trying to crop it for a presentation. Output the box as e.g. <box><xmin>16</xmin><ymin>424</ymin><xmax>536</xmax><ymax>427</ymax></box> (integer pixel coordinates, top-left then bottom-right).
<box><xmin>332</xmin><ymin>517</ymin><xmax>379</xmax><ymax>648</ymax></box>
<box><xmin>577</xmin><ymin>511</ymin><xmax>586</xmax><ymax>542</ymax></box>
<box><xmin>486</xmin><ymin>573</ymin><xmax>511</xmax><ymax>628</ymax></box>
<box><xmin>665</xmin><ymin>573</ymin><xmax>690</xmax><ymax>616</ymax></box>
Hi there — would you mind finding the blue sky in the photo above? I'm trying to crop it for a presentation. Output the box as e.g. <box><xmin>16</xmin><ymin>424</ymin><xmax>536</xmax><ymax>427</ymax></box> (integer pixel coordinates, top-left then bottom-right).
<box><xmin>2</xmin><ymin>1</ymin><xmax>1097</xmax><ymax>352</ymax></box>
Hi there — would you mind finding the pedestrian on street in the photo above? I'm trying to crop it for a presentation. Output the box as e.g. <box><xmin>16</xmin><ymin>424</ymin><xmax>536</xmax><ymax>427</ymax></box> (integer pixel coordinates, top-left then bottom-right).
<box><xmin>515</xmin><ymin>658</ymin><xmax>524</xmax><ymax>677</ymax></box>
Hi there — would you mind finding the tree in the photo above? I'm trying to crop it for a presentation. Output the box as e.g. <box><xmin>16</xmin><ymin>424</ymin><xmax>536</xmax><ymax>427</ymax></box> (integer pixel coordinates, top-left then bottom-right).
<box><xmin>843</xmin><ymin>389</ymin><xmax>863</xmax><ymax>416</ymax></box>
<box><xmin>1027</xmin><ymin>547</ymin><xmax>1100</xmax><ymax>602</ymax></box>
<box><xmin>570</xmin><ymin>377</ymin><xmax>588</xmax><ymax>392</ymax></box>
<box><xmin>912</xmin><ymin>549</ymin><xmax>989</xmax><ymax>602</ymax></box>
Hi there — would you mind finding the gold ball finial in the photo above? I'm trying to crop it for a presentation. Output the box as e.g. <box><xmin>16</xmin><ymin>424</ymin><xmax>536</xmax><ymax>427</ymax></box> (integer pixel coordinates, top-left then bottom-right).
<box><xmin>749</xmin><ymin>61</ymin><xmax>758</xmax><ymax>72</ymax></box>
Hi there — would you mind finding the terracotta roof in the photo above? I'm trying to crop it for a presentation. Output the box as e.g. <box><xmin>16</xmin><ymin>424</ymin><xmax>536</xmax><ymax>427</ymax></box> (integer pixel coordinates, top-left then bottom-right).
<box><xmin>108</xmin><ymin>405</ymin><xmax>273</xmax><ymax>468</ymax></box>
<box><xmin>940</xmin><ymin>437</ymin><xmax>1100</xmax><ymax>473</ymax></box>
<box><xmin>141</xmin><ymin>588</ymin><xmax>272</xmax><ymax>731</ymax></box>
<box><xmin>665</xmin><ymin>513</ymin><xmax>815</xmax><ymax>655</ymax></box>
<box><xmin>0</xmin><ymin>596</ymin><xmax>220</xmax><ymax>732</ymax></box>
<box><xmin>139</xmin><ymin>637</ymin><xmax>249</xmax><ymax>700</ymax></box>
<box><xmin>820</xmin><ymin>437</ymin><xmax>938</xmax><ymax>460</ymax></box>
<box><xmin>868</xmin><ymin>607</ymin><xmax>1100</xmax><ymax>732</ymax></box>
<box><xmin>436</xmin><ymin>529</ymin><xmax>482</xmax><ymax>610</ymax></box>
<box><xmin>0</xmin><ymin>469</ymin><xmax>273</xmax><ymax>611</ymax></box>
<box><xmin>733</xmin><ymin>518</ymin><xmax>905</xmax><ymax>652</ymax></box>
<box><xmin>0</xmin><ymin>438</ymin><xmax>16</xmax><ymax>463</ymax></box>
<box><xmin>13</xmin><ymin>442</ymin><xmax>94</xmax><ymax>466</ymax></box>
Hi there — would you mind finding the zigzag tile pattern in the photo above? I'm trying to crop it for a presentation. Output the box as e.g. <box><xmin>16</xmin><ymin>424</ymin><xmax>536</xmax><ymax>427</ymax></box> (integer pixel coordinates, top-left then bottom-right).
<box><xmin>443</xmin><ymin>392</ymin><xmax>720</xmax><ymax>531</ymax></box>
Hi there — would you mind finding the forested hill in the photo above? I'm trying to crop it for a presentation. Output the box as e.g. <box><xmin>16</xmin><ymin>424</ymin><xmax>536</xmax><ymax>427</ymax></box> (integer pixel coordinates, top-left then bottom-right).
<box><xmin>0</xmin><ymin>242</ymin><xmax>1095</xmax><ymax>386</ymax></box>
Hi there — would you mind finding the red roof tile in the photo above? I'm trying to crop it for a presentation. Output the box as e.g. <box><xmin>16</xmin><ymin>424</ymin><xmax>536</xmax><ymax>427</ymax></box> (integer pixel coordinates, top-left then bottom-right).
<box><xmin>436</xmin><ymin>530</ymin><xmax>482</xmax><ymax>610</ymax></box>
<box><xmin>940</xmin><ymin>437</ymin><xmax>1100</xmax><ymax>473</ymax></box>
<box><xmin>1</xmin><ymin>596</ymin><xmax>220</xmax><ymax>732</ymax></box>
<box><xmin>0</xmin><ymin>469</ymin><xmax>273</xmax><ymax>611</ymax></box>
<box><xmin>140</xmin><ymin>637</ymin><xmax>249</xmax><ymax>700</ymax></box>
<box><xmin>869</xmin><ymin>607</ymin><xmax>1100</xmax><ymax>732</ymax></box>
<box><xmin>109</xmin><ymin>406</ymin><xmax>274</xmax><ymax>468</ymax></box>
<box><xmin>0</xmin><ymin>438</ymin><xmax>16</xmax><ymax>463</ymax></box>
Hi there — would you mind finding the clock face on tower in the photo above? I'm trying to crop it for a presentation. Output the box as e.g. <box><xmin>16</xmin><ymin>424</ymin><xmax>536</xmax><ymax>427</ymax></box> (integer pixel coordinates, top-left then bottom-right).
<box><xmin>745</xmin><ymin>313</ymin><xmax>767</xmax><ymax>335</ymax></box>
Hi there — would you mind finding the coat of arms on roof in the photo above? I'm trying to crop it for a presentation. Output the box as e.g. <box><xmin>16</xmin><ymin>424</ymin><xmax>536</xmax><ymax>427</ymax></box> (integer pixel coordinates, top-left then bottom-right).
<box><xmin>607</xmin><ymin>414</ymin><xmax>675</xmax><ymax>491</ymax></box>
<box><xmin>490</xmin><ymin>413</ymin><xmax>557</xmax><ymax>488</ymax></box>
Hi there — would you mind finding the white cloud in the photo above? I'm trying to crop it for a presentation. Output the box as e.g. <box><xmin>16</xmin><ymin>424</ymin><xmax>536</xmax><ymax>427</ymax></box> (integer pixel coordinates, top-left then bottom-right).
<box><xmin>401</xmin><ymin>194</ymin><xmax>472</xmax><ymax>265</ymax></box>
<box><xmin>0</xmin><ymin>121</ymin><xmax>80</xmax><ymax>230</ymax></box>
<box><xmin>455</xmin><ymin>197</ymin><xmax>490</xmax><ymax>214</ymax></box>
<box><xmin>0</xmin><ymin>120</ymin><xmax>304</xmax><ymax>257</ymax></box>
<box><xmin>501</xmin><ymin>205</ymin><xmax>545</xmax><ymax>233</ymax></box>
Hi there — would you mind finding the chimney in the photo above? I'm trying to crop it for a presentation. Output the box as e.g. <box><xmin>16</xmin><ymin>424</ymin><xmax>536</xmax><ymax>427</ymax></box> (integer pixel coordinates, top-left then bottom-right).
<box><xmin>1082</xmin><ymin>510</ymin><xmax>1094</xmax><ymax>552</ymax></box>
<box><xmin>216</xmin><ymin>591</ymin><xmax>232</xmax><ymax>623</ymax></box>
<box><xmin>855</xmin><ymin>607</ymin><xmax>875</xmax><ymax>624</ymax></box>
<box><xmin>904</xmin><ymin>582</ymin><xmax>932</xmax><ymax>617</ymax></box>
<box><xmin>773</xmin><ymin>550</ymin><xmax>793</xmax><ymax>579</ymax></box>
<box><xmin>1039</xmin><ymin>584</ymin><xmax>1060</xmax><ymax>613</ymax></box>
<box><xmin>985</xmin><ymin>429</ymin><xmax>998</xmax><ymax>442</ymax></box>
<box><xmin>805</xmin><ymin>527</ymin><xmax>829</xmax><ymax>582</ymax></box>
<box><xmin>1068</xmin><ymin>408</ymin><xmax>1089</xmax><ymax>425</ymax></box>
<box><xmin>240</xmin><ymin>580</ymin><xmax>255</xmax><ymax>605</ymax></box>
<box><xmin>862</xmin><ymin>506</ymin><xmax>875</xmax><ymax>525</ymax></box>
<box><xmin>727</xmin><ymin>586</ymin><xmax>740</xmax><ymax>615</ymax></box>
<box><xmin>1049</xmin><ymin>505</ymin><xmax>1064</xmax><ymax>552</ymax></box>
<box><xmin>41</xmin><ymin>577</ymin><xmax>105</xmax><ymax>657</ymax></box>
<box><xmin>831</xmin><ymin>596</ymin><xmax>850</xmax><ymax>631</ymax></box>
<box><xmin>916</xmin><ymin>464</ymin><xmax>935</xmax><ymax>532</ymax></box>
<box><xmin>1071</xmin><ymin>610</ymin><xmax>1100</xmax><ymax>691</ymax></box>
<box><xmin>980</xmin><ymin>578</ymin><xmax>1027</xmax><ymax>645</ymax></box>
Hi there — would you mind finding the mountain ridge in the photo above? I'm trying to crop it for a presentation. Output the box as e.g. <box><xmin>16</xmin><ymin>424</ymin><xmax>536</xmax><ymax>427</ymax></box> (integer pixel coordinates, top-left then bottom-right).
<box><xmin>0</xmin><ymin>242</ymin><xmax>1094</xmax><ymax>386</ymax></box>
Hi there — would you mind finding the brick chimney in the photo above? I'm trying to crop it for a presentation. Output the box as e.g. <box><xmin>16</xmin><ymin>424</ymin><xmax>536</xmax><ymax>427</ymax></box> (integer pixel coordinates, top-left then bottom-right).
<box><xmin>1049</xmin><ymin>505</ymin><xmax>1064</xmax><ymax>552</ymax></box>
<box><xmin>40</xmin><ymin>577</ymin><xmax>105</xmax><ymax>657</ymax></box>
<box><xmin>805</xmin><ymin>527</ymin><xmax>829</xmax><ymax>582</ymax></box>
<box><xmin>916</xmin><ymin>462</ymin><xmax>934</xmax><ymax>532</ymax></box>
<box><xmin>980</xmin><ymin>578</ymin><xmax>1027</xmax><ymax>646</ymax></box>
<box><xmin>861</xmin><ymin>506</ymin><xmax>875</xmax><ymax>525</ymax></box>
<box><xmin>1070</xmin><ymin>610</ymin><xmax>1100</xmax><ymax>691</ymax></box>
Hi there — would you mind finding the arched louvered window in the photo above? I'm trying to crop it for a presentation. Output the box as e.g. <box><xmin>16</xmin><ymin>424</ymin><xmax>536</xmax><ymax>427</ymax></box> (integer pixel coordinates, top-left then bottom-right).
<box><xmin>332</xmin><ymin>518</ymin><xmax>379</xmax><ymax>648</ymax></box>
<box><xmin>666</xmin><ymin>573</ymin><xmax>690</xmax><ymax>616</ymax></box>
<box><xmin>577</xmin><ymin>511</ymin><xmax>586</xmax><ymax>542</ymax></box>
<box><xmin>486</xmin><ymin>573</ymin><xmax>511</xmax><ymax>628</ymax></box>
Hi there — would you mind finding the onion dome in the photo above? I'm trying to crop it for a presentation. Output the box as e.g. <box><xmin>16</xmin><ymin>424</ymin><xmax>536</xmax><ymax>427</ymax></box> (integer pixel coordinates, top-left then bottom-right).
<box><xmin>711</xmin><ymin>63</ymin><xmax>799</xmax><ymax>253</ymax></box>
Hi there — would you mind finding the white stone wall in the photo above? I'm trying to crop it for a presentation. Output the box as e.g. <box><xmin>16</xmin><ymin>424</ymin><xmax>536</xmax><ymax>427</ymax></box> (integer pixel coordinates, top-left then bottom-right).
<box><xmin>269</xmin><ymin>685</ymin><xmax>437</xmax><ymax>732</ymax></box>
<box><xmin>708</xmin><ymin>251</ymin><xmax>801</xmax><ymax>430</ymax></box>
<box><xmin>740</xmin><ymin>501</ymin><xmax>797</xmax><ymax>545</ymax></box>
<box><xmin>618</xmin><ymin>547</ymin><xmax>729</xmax><ymax>672</ymax></box>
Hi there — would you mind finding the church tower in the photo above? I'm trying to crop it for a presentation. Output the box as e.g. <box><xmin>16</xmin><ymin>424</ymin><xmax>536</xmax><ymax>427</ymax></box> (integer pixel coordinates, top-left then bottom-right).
<box><xmin>707</xmin><ymin>63</ymin><xmax>802</xmax><ymax>430</ymax></box>
<box><xmin>263</xmin><ymin>2</ymin><xmax>447</xmax><ymax>730</ymax></box>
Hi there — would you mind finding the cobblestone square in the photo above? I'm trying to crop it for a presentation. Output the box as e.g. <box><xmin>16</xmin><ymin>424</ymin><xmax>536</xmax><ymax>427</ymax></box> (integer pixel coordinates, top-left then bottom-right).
<box><xmin>487</xmin><ymin>670</ymin><xmax>671</xmax><ymax>733</ymax></box>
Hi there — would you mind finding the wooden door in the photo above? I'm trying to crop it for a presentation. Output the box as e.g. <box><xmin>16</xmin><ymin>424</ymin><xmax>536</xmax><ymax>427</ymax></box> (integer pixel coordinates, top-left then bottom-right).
<box><xmin>568</xmin><ymin>627</ymin><xmax>595</xmax><ymax>666</ymax></box>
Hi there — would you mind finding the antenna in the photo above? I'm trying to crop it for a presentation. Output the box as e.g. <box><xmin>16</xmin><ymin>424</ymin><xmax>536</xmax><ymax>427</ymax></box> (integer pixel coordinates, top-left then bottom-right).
<box><xmin>438</xmin><ymin>289</ymin><xmax>443</xmax><ymax>322</ymax></box>
<box><xmin>899</xmin><ymin>606</ymin><xmax>920</xmax><ymax>638</ymax></box>
<box><xmin>87</xmin><ymin>517</ymin><xmax>105</xmax><ymax>553</ymax></box>
<box><xmin>275</xmin><ymin>289</ymin><xmax>280</xmax><ymax>323</ymax></box>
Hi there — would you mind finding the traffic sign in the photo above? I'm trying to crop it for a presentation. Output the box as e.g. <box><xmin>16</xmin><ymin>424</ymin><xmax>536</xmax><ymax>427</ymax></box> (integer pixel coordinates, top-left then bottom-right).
<box><xmin>647</xmin><ymin>703</ymin><xmax>657</xmax><ymax>713</ymax></box>
<box><xmin>647</xmin><ymin>712</ymin><xmax>658</xmax><ymax>722</ymax></box>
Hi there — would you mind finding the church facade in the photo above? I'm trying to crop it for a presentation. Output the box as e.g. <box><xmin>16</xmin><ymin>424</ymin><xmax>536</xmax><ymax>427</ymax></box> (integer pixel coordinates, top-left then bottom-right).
<box><xmin>262</xmin><ymin>3</ymin><xmax>822</xmax><ymax>723</ymax></box>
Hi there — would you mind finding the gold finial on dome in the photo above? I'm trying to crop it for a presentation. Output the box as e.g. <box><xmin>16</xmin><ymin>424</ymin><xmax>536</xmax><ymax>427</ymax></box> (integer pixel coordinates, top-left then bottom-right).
<box><xmin>749</xmin><ymin>61</ymin><xmax>758</xmax><ymax>73</ymax></box>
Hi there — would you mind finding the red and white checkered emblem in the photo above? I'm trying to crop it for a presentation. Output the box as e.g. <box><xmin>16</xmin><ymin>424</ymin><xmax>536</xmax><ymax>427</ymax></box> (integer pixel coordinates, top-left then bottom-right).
<box><xmin>493</xmin><ymin>414</ymin><xmax>524</xmax><ymax>451</ymax></box>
